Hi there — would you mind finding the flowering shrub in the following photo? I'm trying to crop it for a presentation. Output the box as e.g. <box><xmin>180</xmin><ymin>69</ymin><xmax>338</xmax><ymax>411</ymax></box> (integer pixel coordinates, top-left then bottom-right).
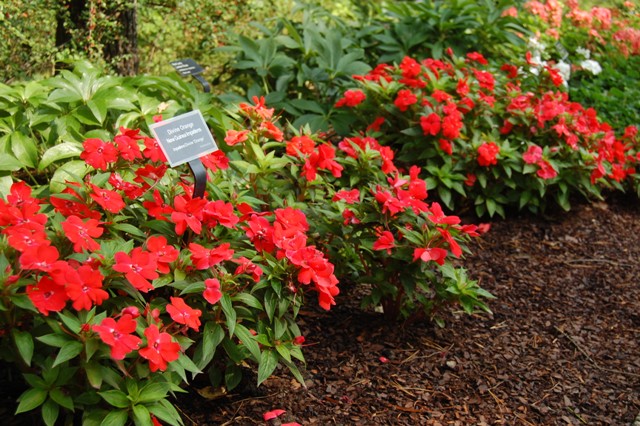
<box><xmin>333</xmin><ymin>51</ymin><xmax>640</xmax><ymax>217</ymax></box>
<box><xmin>0</xmin><ymin>123</ymin><xmax>337</xmax><ymax>424</ymax></box>
<box><xmin>1</xmin><ymin>92</ymin><xmax>491</xmax><ymax>424</ymax></box>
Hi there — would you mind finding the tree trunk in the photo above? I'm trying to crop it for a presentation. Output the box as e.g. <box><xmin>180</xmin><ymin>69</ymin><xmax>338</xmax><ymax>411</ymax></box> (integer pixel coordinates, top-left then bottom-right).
<box><xmin>103</xmin><ymin>0</ymin><xmax>139</xmax><ymax>76</ymax></box>
<box><xmin>55</xmin><ymin>0</ymin><xmax>88</xmax><ymax>50</ymax></box>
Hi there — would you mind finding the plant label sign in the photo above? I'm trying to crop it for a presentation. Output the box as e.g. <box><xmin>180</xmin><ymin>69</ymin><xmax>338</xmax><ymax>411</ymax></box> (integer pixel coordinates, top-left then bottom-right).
<box><xmin>170</xmin><ymin>58</ymin><xmax>204</xmax><ymax>76</ymax></box>
<box><xmin>150</xmin><ymin>110</ymin><xmax>218</xmax><ymax>167</ymax></box>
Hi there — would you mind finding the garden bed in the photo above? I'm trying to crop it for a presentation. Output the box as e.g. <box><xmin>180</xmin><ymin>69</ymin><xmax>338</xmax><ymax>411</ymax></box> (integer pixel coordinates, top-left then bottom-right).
<box><xmin>175</xmin><ymin>194</ymin><xmax>640</xmax><ymax>425</ymax></box>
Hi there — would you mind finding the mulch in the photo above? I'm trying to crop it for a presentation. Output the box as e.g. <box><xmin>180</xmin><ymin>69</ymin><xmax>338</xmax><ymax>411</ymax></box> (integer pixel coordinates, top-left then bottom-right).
<box><xmin>3</xmin><ymin>195</ymin><xmax>639</xmax><ymax>425</ymax></box>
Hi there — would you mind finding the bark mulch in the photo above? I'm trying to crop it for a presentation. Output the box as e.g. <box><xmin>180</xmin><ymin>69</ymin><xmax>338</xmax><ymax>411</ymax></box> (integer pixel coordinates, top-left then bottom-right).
<box><xmin>177</xmin><ymin>195</ymin><xmax>640</xmax><ymax>426</ymax></box>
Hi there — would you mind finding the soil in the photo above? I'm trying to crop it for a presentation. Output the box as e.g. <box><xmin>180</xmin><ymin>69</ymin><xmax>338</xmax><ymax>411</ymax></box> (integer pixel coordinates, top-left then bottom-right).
<box><xmin>3</xmin><ymin>195</ymin><xmax>639</xmax><ymax>425</ymax></box>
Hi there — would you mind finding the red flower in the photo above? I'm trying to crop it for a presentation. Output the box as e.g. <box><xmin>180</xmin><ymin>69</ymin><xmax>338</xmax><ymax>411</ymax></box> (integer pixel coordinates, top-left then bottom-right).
<box><xmin>188</xmin><ymin>242</ymin><xmax>234</xmax><ymax>269</ymax></box>
<box><xmin>332</xmin><ymin>189</ymin><xmax>360</xmax><ymax>204</ymax></box>
<box><xmin>523</xmin><ymin>145</ymin><xmax>543</xmax><ymax>164</ymax></box>
<box><xmin>536</xmin><ymin>160</ymin><xmax>558</xmax><ymax>179</ymax></box>
<box><xmin>203</xmin><ymin>200</ymin><xmax>239</xmax><ymax>228</ymax></box>
<box><xmin>464</xmin><ymin>173</ymin><xmax>477</xmax><ymax>187</ymax></box>
<box><xmin>394</xmin><ymin>89</ymin><xmax>418</xmax><ymax>112</ymax></box>
<box><xmin>143</xmin><ymin>189</ymin><xmax>173</xmax><ymax>221</ymax></box>
<box><xmin>472</xmin><ymin>69</ymin><xmax>495</xmax><ymax>92</ymax></box>
<box><xmin>166</xmin><ymin>297</ymin><xmax>202</xmax><ymax>331</ymax></box>
<box><xmin>477</xmin><ymin>142</ymin><xmax>500</xmax><ymax>166</ymax></box>
<box><xmin>286</xmin><ymin>135</ymin><xmax>316</xmax><ymax>157</ymax></box>
<box><xmin>303</xmin><ymin>144</ymin><xmax>343</xmax><ymax>181</ymax></box>
<box><xmin>114</xmin><ymin>127</ymin><xmax>143</xmax><ymax>161</ymax></box>
<box><xmin>224</xmin><ymin>129</ymin><xmax>249</xmax><ymax>146</ymax></box>
<box><xmin>373</xmin><ymin>230</ymin><xmax>395</xmax><ymax>254</ymax></box>
<box><xmin>62</xmin><ymin>215</ymin><xmax>103</xmax><ymax>252</ymax></box>
<box><xmin>466</xmin><ymin>52</ymin><xmax>488</xmax><ymax>65</ymax></box>
<box><xmin>275</xmin><ymin>207</ymin><xmax>309</xmax><ymax>233</ymax></box>
<box><xmin>413</xmin><ymin>247</ymin><xmax>448</xmax><ymax>265</ymax></box>
<box><xmin>26</xmin><ymin>276</ymin><xmax>68</xmax><ymax>316</ymax></box>
<box><xmin>259</xmin><ymin>121</ymin><xmax>284</xmax><ymax>141</ymax></box>
<box><xmin>244</xmin><ymin>215</ymin><xmax>276</xmax><ymax>253</ymax></box>
<box><xmin>203</xmin><ymin>278</ymin><xmax>222</xmax><ymax>304</ymax></box>
<box><xmin>335</xmin><ymin>89</ymin><xmax>366</xmax><ymax>108</ymax></box>
<box><xmin>139</xmin><ymin>324</ymin><xmax>181</xmax><ymax>372</ymax></box>
<box><xmin>50</xmin><ymin>185</ymin><xmax>101</xmax><ymax>220</ymax></box>
<box><xmin>92</xmin><ymin>314</ymin><xmax>142</xmax><ymax>360</ymax></box>
<box><xmin>146</xmin><ymin>235</ymin><xmax>179</xmax><ymax>274</ymax></box>
<box><xmin>80</xmin><ymin>138</ymin><xmax>118</xmax><ymax>171</ymax></box>
<box><xmin>89</xmin><ymin>184</ymin><xmax>125</xmax><ymax>214</ymax></box>
<box><xmin>109</xmin><ymin>173</ymin><xmax>145</xmax><ymax>199</ymax></box>
<box><xmin>420</xmin><ymin>113</ymin><xmax>441</xmax><ymax>136</ymax></box>
<box><xmin>233</xmin><ymin>256</ymin><xmax>263</xmax><ymax>282</ymax></box>
<box><xmin>170</xmin><ymin>195</ymin><xmax>206</xmax><ymax>235</ymax></box>
<box><xmin>113</xmin><ymin>248</ymin><xmax>159</xmax><ymax>293</ymax></box>
<box><xmin>200</xmin><ymin>150</ymin><xmax>229</xmax><ymax>172</ymax></box>
<box><xmin>65</xmin><ymin>264</ymin><xmax>109</xmax><ymax>311</ymax></box>
<box><xmin>19</xmin><ymin>245</ymin><xmax>59</xmax><ymax>272</ymax></box>
<box><xmin>239</xmin><ymin>96</ymin><xmax>274</xmax><ymax>121</ymax></box>
<box><xmin>142</xmin><ymin>136</ymin><xmax>167</xmax><ymax>163</ymax></box>
<box><xmin>438</xmin><ymin>139</ymin><xmax>453</xmax><ymax>155</ymax></box>
<box><xmin>3</xmin><ymin>225</ymin><xmax>49</xmax><ymax>252</ymax></box>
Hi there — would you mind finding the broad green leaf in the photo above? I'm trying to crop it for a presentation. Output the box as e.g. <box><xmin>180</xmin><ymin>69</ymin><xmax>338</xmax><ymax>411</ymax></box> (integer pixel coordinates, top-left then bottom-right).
<box><xmin>132</xmin><ymin>404</ymin><xmax>153</xmax><ymax>426</ymax></box>
<box><xmin>57</xmin><ymin>310</ymin><xmax>82</xmax><ymax>333</ymax></box>
<box><xmin>0</xmin><ymin>153</ymin><xmax>22</xmax><ymax>171</ymax></box>
<box><xmin>234</xmin><ymin>324</ymin><xmax>261</xmax><ymax>361</ymax></box>
<box><xmin>138</xmin><ymin>383</ymin><xmax>170</xmax><ymax>404</ymax></box>
<box><xmin>98</xmin><ymin>390</ymin><xmax>130</xmax><ymax>409</ymax></box>
<box><xmin>220</xmin><ymin>294</ymin><xmax>236</xmax><ymax>337</ymax></box>
<box><xmin>39</xmin><ymin>142</ymin><xmax>83</xmax><ymax>170</ymax></box>
<box><xmin>85</xmin><ymin>361</ymin><xmax>104</xmax><ymax>389</ymax></box>
<box><xmin>50</xmin><ymin>160</ymin><xmax>90</xmax><ymax>192</ymax></box>
<box><xmin>275</xmin><ymin>344</ymin><xmax>292</xmax><ymax>363</ymax></box>
<box><xmin>10</xmin><ymin>132</ymin><xmax>38</xmax><ymax>169</ymax></box>
<box><xmin>41</xmin><ymin>398</ymin><xmax>60</xmax><ymax>426</ymax></box>
<box><xmin>15</xmin><ymin>388</ymin><xmax>48</xmax><ymax>414</ymax></box>
<box><xmin>148</xmin><ymin>399</ymin><xmax>184</xmax><ymax>426</ymax></box>
<box><xmin>36</xmin><ymin>333</ymin><xmax>71</xmax><ymax>348</ymax></box>
<box><xmin>257</xmin><ymin>349</ymin><xmax>279</xmax><ymax>385</ymax></box>
<box><xmin>224</xmin><ymin>364</ymin><xmax>242</xmax><ymax>391</ymax></box>
<box><xmin>49</xmin><ymin>388</ymin><xmax>74</xmax><ymax>411</ymax></box>
<box><xmin>12</xmin><ymin>329</ymin><xmax>34</xmax><ymax>366</ymax></box>
<box><xmin>232</xmin><ymin>293</ymin><xmax>263</xmax><ymax>310</ymax></box>
<box><xmin>100</xmin><ymin>410</ymin><xmax>129</xmax><ymax>426</ymax></box>
<box><xmin>194</xmin><ymin>322</ymin><xmax>224</xmax><ymax>369</ymax></box>
<box><xmin>52</xmin><ymin>341</ymin><xmax>84</xmax><ymax>368</ymax></box>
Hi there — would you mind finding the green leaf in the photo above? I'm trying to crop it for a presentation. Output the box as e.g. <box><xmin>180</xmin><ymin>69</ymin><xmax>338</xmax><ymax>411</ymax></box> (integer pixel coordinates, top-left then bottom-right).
<box><xmin>98</xmin><ymin>390</ymin><xmax>130</xmax><ymax>409</ymax></box>
<box><xmin>39</xmin><ymin>142</ymin><xmax>83</xmax><ymax>170</ymax></box>
<box><xmin>224</xmin><ymin>364</ymin><xmax>242</xmax><ymax>391</ymax></box>
<box><xmin>41</xmin><ymin>398</ymin><xmax>60</xmax><ymax>426</ymax></box>
<box><xmin>264</xmin><ymin>291</ymin><xmax>277</xmax><ymax>322</ymax></box>
<box><xmin>132</xmin><ymin>404</ymin><xmax>153</xmax><ymax>426</ymax></box>
<box><xmin>49</xmin><ymin>388</ymin><xmax>74</xmax><ymax>411</ymax></box>
<box><xmin>15</xmin><ymin>388</ymin><xmax>48</xmax><ymax>414</ymax></box>
<box><xmin>10</xmin><ymin>132</ymin><xmax>38</xmax><ymax>169</ymax></box>
<box><xmin>148</xmin><ymin>399</ymin><xmax>184</xmax><ymax>426</ymax></box>
<box><xmin>234</xmin><ymin>324</ymin><xmax>261</xmax><ymax>361</ymax></box>
<box><xmin>100</xmin><ymin>410</ymin><xmax>129</xmax><ymax>426</ymax></box>
<box><xmin>194</xmin><ymin>322</ymin><xmax>224</xmax><ymax>369</ymax></box>
<box><xmin>275</xmin><ymin>344</ymin><xmax>292</xmax><ymax>364</ymax></box>
<box><xmin>220</xmin><ymin>294</ymin><xmax>236</xmax><ymax>337</ymax></box>
<box><xmin>57</xmin><ymin>310</ymin><xmax>82</xmax><ymax>333</ymax></box>
<box><xmin>110</xmin><ymin>223</ymin><xmax>149</xmax><ymax>238</ymax></box>
<box><xmin>232</xmin><ymin>293</ymin><xmax>263</xmax><ymax>310</ymax></box>
<box><xmin>12</xmin><ymin>329</ymin><xmax>34</xmax><ymax>366</ymax></box>
<box><xmin>138</xmin><ymin>383</ymin><xmax>170</xmax><ymax>404</ymax></box>
<box><xmin>36</xmin><ymin>333</ymin><xmax>70</xmax><ymax>348</ymax></box>
<box><xmin>84</xmin><ymin>361</ymin><xmax>103</xmax><ymax>389</ymax></box>
<box><xmin>52</xmin><ymin>341</ymin><xmax>83</xmax><ymax>368</ymax></box>
<box><xmin>257</xmin><ymin>349</ymin><xmax>279</xmax><ymax>385</ymax></box>
<box><xmin>50</xmin><ymin>160</ymin><xmax>90</xmax><ymax>192</ymax></box>
<box><xmin>0</xmin><ymin>153</ymin><xmax>22</xmax><ymax>171</ymax></box>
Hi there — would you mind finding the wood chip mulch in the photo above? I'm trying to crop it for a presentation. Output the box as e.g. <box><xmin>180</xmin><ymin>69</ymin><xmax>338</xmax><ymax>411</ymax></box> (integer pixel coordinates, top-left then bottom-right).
<box><xmin>2</xmin><ymin>196</ymin><xmax>639</xmax><ymax>425</ymax></box>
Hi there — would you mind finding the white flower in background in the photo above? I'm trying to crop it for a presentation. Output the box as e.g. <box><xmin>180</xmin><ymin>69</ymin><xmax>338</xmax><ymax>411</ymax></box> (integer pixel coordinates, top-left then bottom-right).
<box><xmin>555</xmin><ymin>60</ymin><xmax>571</xmax><ymax>85</ymax></box>
<box><xmin>528</xmin><ymin>37</ymin><xmax>546</xmax><ymax>55</ymax></box>
<box><xmin>576</xmin><ymin>47</ymin><xmax>591</xmax><ymax>59</ymax></box>
<box><xmin>580</xmin><ymin>59</ymin><xmax>602</xmax><ymax>75</ymax></box>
